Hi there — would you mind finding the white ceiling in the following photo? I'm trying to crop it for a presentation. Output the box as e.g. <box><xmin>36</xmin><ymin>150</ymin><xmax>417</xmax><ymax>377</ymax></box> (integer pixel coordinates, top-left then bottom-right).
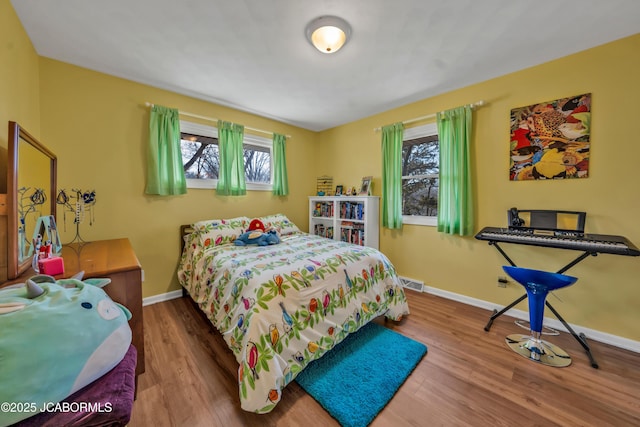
<box><xmin>11</xmin><ymin>0</ymin><xmax>640</xmax><ymax>132</ymax></box>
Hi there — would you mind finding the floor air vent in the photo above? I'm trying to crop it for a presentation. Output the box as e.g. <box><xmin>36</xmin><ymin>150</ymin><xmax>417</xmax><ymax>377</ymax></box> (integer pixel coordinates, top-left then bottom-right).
<box><xmin>399</xmin><ymin>276</ymin><xmax>424</xmax><ymax>292</ymax></box>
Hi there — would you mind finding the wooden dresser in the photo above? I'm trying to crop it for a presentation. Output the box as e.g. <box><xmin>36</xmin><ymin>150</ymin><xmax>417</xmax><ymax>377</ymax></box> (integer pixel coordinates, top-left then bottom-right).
<box><xmin>60</xmin><ymin>238</ymin><xmax>145</xmax><ymax>377</ymax></box>
<box><xmin>1</xmin><ymin>238</ymin><xmax>145</xmax><ymax>378</ymax></box>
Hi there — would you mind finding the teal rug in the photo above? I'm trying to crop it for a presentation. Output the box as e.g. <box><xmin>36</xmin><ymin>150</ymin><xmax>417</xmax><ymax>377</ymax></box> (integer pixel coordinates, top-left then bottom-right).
<box><xmin>295</xmin><ymin>322</ymin><xmax>427</xmax><ymax>427</ymax></box>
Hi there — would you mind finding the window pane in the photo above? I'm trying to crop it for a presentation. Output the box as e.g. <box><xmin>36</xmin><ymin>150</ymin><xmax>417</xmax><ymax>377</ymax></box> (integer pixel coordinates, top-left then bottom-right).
<box><xmin>402</xmin><ymin>132</ymin><xmax>439</xmax><ymax>218</ymax></box>
<box><xmin>180</xmin><ymin>123</ymin><xmax>273</xmax><ymax>188</ymax></box>
<box><xmin>244</xmin><ymin>143</ymin><xmax>270</xmax><ymax>183</ymax></box>
<box><xmin>181</xmin><ymin>133</ymin><xmax>219</xmax><ymax>179</ymax></box>
<box><xmin>402</xmin><ymin>135</ymin><xmax>439</xmax><ymax>176</ymax></box>
<box><xmin>402</xmin><ymin>177</ymin><xmax>439</xmax><ymax>216</ymax></box>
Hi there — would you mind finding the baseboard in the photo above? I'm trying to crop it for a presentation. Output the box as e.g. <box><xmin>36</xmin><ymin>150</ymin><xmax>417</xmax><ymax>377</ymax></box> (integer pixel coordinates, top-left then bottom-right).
<box><xmin>423</xmin><ymin>285</ymin><xmax>640</xmax><ymax>354</ymax></box>
<box><xmin>142</xmin><ymin>289</ymin><xmax>183</xmax><ymax>307</ymax></box>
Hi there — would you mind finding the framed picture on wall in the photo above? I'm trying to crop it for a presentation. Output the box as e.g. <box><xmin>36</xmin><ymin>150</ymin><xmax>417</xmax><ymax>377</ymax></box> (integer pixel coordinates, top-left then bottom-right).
<box><xmin>359</xmin><ymin>176</ymin><xmax>372</xmax><ymax>195</ymax></box>
<box><xmin>509</xmin><ymin>93</ymin><xmax>591</xmax><ymax>180</ymax></box>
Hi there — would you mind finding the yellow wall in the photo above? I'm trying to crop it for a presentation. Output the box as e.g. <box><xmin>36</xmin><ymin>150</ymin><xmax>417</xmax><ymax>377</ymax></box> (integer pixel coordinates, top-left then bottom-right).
<box><xmin>36</xmin><ymin>58</ymin><xmax>319</xmax><ymax>298</ymax></box>
<box><xmin>1</xmin><ymin>1</ymin><xmax>40</xmax><ymax>279</ymax></box>
<box><xmin>319</xmin><ymin>34</ymin><xmax>640</xmax><ymax>341</ymax></box>
<box><xmin>0</xmin><ymin>0</ymin><xmax>41</xmax><ymax>189</ymax></box>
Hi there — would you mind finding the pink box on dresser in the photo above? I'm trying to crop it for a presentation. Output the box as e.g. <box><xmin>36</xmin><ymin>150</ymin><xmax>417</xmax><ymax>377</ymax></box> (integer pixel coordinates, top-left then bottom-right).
<box><xmin>38</xmin><ymin>256</ymin><xmax>65</xmax><ymax>276</ymax></box>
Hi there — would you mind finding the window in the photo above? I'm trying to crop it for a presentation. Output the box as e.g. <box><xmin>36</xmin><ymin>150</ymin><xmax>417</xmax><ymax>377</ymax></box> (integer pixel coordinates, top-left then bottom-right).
<box><xmin>180</xmin><ymin>121</ymin><xmax>273</xmax><ymax>190</ymax></box>
<box><xmin>402</xmin><ymin>123</ymin><xmax>439</xmax><ymax>226</ymax></box>
<box><xmin>243</xmin><ymin>142</ymin><xmax>271</xmax><ymax>184</ymax></box>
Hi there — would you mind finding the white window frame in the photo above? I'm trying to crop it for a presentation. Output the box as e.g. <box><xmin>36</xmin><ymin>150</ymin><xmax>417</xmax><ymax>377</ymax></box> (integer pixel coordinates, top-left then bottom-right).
<box><xmin>402</xmin><ymin>122</ymin><xmax>438</xmax><ymax>226</ymax></box>
<box><xmin>180</xmin><ymin>120</ymin><xmax>273</xmax><ymax>191</ymax></box>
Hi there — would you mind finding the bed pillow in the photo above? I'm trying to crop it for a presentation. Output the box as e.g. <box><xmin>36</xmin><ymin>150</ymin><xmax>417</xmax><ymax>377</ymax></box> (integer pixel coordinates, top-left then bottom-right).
<box><xmin>260</xmin><ymin>214</ymin><xmax>301</xmax><ymax>236</ymax></box>
<box><xmin>192</xmin><ymin>216</ymin><xmax>250</xmax><ymax>248</ymax></box>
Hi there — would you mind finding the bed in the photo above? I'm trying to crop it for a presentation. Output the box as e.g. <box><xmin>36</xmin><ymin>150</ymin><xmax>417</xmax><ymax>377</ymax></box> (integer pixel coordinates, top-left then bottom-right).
<box><xmin>177</xmin><ymin>214</ymin><xmax>410</xmax><ymax>413</ymax></box>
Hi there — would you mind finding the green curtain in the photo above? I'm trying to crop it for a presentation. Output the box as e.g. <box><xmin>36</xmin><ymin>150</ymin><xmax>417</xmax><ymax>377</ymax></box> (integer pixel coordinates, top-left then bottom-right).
<box><xmin>436</xmin><ymin>105</ymin><xmax>474</xmax><ymax>235</ymax></box>
<box><xmin>145</xmin><ymin>105</ymin><xmax>187</xmax><ymax>196</ymax></box>
<box><xmin>216</xmin><ymin>120</ymin><xmax>246</xmax><ymax>196</ymax></box>
<box><xmin>272</xmin><ymin>133</ymin><xmax>289</xmax><ymax>196</ymax></box>
<box><xmin>381</xmin><ymin>123</ymin><xmax>404</xmax><ymax>229</ymax></box>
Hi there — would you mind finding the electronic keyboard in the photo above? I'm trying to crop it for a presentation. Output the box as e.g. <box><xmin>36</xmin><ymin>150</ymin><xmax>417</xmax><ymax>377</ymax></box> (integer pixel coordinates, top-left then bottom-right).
<box><xmin>475</xmin><ymin>226</ymin><xmax>640</xmax><ymax>256</ymax></box>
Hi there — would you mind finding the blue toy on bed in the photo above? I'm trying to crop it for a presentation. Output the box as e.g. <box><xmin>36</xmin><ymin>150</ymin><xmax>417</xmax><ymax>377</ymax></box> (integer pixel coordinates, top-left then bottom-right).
<box><xmin>235</xmin><ymin>229</ymin><xmax>280</xmax><ymax>246</ymax></box>
<box><xmin>234</xmin><ymin>218</ymin><xmax>280</xmax><ymax>246</ymax></box>
<box><xmin>0</xmin><ymin>273</ymin><xmax>132</xmax><ymax>426</ymax></box>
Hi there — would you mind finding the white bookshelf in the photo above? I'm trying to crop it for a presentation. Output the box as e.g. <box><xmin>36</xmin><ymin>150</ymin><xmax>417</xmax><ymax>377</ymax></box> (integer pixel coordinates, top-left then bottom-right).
<box><xmin>308</xmin><ymin>196</ymin><xmax>380</xmax><ymax>249</ymax></box>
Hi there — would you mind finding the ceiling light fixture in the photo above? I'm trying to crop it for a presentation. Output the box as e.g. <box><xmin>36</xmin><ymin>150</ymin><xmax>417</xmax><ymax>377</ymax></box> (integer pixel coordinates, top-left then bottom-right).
<box><xmin>305</xmin><ymin>16</ymin><xmax>352</xmax><ymax>54</ymax></box>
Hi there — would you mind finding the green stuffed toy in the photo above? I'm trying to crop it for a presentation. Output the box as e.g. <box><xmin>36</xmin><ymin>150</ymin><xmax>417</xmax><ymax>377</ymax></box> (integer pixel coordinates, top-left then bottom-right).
<box><xmin>0</xmin><ymin>273</ymin><xmax>132</xmax><ymax>426</ymax></box>
<box><xmin>234</xmin><ymin>218</ymin><xmax>280</xmax><ymax>246</ymax></box>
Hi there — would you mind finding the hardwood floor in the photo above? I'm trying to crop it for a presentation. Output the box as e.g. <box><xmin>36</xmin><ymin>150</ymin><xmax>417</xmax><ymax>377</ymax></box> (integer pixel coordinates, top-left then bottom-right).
<box><xmin>129</xmin><ymin>291</ymin><xmax>640</xmax><ymax>427</ymax></box>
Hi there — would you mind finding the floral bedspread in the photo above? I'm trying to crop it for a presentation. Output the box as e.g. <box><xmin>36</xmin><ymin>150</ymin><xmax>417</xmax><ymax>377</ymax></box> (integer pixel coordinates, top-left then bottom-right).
<box><xmin>177</xmin><ymin>232</ymin><xmax>410</xmax><ymax>413</ymax></box>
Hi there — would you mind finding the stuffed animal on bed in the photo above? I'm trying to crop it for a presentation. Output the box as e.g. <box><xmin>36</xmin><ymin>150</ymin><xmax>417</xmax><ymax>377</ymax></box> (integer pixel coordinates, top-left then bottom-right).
<box><xmin>0</xmin><ymin>273</ymin><xmax>132</xmax><ymax>426</ymax></box>
<box><xmin>235</xmin><ymin>218</ymin><xmax>281</xmax><ymax>246</ymax></box>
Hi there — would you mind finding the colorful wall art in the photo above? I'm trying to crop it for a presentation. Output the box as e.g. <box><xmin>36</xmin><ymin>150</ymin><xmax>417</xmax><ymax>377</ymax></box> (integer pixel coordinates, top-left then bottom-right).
<box><xmin>509</xmin><ymin>93</ymin><xmax>591</xmax><ymax>180</ymax></box>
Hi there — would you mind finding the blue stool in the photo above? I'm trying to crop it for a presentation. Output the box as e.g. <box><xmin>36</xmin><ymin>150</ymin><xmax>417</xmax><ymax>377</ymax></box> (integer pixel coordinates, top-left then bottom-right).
<box><xmin>502</xmin><ymin>266</ymin><xmax>578</xmax><ymax>367</ymax></box>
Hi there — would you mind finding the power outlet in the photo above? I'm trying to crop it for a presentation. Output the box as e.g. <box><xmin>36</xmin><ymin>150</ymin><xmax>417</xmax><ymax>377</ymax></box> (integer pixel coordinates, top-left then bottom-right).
<box><xmin>497</xmin><ymin>276</ymin><xmax>509</xmax><ymax>288</ymax></box>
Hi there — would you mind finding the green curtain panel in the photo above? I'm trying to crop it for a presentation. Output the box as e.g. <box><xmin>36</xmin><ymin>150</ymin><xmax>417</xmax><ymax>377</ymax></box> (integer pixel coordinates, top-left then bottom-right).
<box><xmin>381</xmin><ymin>123</ymin><xmax>404</xmax><ymax>229</ymax></box>
<box><xmin>436</xmin><ymin>105</ymin><xmax>474</xmax><ymax>236</ymax></box>
<box><xmin>216</xmin><ymin>120</ymin><xmax>246</xmax><ymax>196</ymax></box>
<box><xmin>145</xmin><ymin>105</ymin><xmax>187</xmax><ymax>196</ymax></box>
<box><xmin>272</xmin><ymin>133</ymin><xmax>289</xmax><ymax>196</ymax></box>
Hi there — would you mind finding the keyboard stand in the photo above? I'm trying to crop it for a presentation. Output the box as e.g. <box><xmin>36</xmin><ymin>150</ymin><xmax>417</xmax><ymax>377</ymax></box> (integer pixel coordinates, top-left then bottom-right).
<box><xmin>483</xmin><ymin>241</ymin><xmax>600</xmax><ymax>368</ymax></box>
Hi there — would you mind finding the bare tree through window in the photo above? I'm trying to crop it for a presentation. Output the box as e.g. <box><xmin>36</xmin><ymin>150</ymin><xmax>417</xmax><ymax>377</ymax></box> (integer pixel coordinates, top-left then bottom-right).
<box><xmin>181</xmin><ymin>133</ymin><xmax>219</xmax><ymax>179</ymax></box>
<box><xmin>402</xmin><ymin>134</ymin><xmax>439</xmax><ymax>217</ymax></box>
<box><xmin>244</xmin><ymin>144</ymin><xmax>270</xmax><ymax>183</ymax></box>
<box><xmin>180</xmin><ymin>129</ymin><xmax>272</xmax><ymax>185</ymax></box>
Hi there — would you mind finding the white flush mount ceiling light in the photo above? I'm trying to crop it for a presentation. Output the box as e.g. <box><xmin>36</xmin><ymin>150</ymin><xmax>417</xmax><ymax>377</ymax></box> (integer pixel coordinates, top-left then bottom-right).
<box><xmin>305</xmin><ymin>16</ymin><xmax>352</xmax><ymax>54</ymax></box>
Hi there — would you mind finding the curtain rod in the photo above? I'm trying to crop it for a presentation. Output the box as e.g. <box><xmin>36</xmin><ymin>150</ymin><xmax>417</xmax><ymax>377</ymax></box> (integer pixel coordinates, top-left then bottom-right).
<box><xmin>144</xmin><ymin>102</ymin><xmax>291</xmax><ymax>139</ymax></box>
<box><xmin>373</xmin><ymin>100</ymin><xmax>486</xmax><ymax>132</ymax></box>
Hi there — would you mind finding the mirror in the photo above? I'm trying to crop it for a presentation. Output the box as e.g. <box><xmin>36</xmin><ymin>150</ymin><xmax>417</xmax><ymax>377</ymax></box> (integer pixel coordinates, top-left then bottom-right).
<box><xmin>7</xmin><ymin>121</ymin><xmax>57</xmax><ymax>279</ymax></box>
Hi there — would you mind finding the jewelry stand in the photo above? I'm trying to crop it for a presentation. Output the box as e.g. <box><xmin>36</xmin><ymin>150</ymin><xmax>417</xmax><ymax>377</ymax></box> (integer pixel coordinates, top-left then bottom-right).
<box><xmin>56</xmin><ymin>188</ymin><xmax>97</xmax><ymax>246</ymax></box>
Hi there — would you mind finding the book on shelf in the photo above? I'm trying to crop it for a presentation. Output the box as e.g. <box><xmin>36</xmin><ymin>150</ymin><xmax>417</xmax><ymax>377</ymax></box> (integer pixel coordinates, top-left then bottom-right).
<box><xmin>314</xmin><ymin>223</ymin><xmax>334</xmax><ymax>239</ymax></box>
<box><xmin>339</xmin><ymin>222</ymin><xmax>365</xmax><ymax>246</ymax></box>
<box><xmin>340</xmin><ymin>201</ymin><xmax>365</xmax><ymax>220</ymax></box>
<box><xmin>313</xmin><ymin>201</ymin><xmax>334</xmax><ymax>217</ymax></box>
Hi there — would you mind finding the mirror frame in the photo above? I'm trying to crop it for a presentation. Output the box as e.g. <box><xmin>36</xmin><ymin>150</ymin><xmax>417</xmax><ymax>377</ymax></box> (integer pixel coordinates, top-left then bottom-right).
<box><xmin>7</xmin><ymin>121</ymin><xmax>57</xmax><ymax>279</ymax></box>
